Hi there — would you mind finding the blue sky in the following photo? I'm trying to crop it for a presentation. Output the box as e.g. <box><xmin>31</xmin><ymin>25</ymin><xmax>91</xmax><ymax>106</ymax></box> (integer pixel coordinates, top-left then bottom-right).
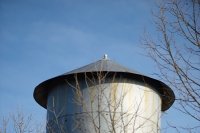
<box><xmin>0</xmin><ymin>0</ymin><xmax>197</xmax><ymax>132</ymax></box>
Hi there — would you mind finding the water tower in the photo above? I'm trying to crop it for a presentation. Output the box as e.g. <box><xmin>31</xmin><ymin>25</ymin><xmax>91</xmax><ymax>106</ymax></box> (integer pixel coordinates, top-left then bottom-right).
<box><xmin>34</xmin><ymin>55</ymin><xmax>175</xmax><ymax>133</ymax></box>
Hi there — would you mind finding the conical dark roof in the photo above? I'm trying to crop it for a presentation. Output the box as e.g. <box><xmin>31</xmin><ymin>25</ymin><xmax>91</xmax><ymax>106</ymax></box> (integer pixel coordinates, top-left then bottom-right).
<box><xmin>63</xmin><ymin>59</ymin><xmax>144</xmax><ymax>76</ymax></box>
<box><xmin>34</xmin><ymin>57</ymin><xmax>175</xmax><ymax>111</ymax></box>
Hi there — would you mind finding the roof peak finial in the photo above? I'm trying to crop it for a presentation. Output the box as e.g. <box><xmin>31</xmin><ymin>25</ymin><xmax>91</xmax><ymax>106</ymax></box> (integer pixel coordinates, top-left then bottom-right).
<box><xmin>103</xmin><ymin>54</ymin><xmax>109</xmax><ymax>60</ymax></box>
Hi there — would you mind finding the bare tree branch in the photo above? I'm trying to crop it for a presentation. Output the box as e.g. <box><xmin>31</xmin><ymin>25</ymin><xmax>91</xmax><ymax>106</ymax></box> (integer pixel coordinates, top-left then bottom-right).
<box><xmin>140</xmin><ymin>0</ymin><xmax>200</xmax><ymax>132</ymax></box>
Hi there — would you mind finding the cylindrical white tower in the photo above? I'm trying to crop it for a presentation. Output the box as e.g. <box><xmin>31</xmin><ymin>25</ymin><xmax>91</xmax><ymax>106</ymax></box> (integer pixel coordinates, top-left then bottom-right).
<box><xmin>34</xmin><ymin>56</ymin><xmax>175</xmax><ymax>133</ymax></box>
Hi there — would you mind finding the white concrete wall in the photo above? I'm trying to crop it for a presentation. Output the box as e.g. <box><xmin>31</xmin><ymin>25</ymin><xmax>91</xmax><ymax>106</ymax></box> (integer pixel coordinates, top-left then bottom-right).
<box><xmin>47</xmin><ymin>78</ymin><xmax>161</xmax><ymax>133</ymax></box>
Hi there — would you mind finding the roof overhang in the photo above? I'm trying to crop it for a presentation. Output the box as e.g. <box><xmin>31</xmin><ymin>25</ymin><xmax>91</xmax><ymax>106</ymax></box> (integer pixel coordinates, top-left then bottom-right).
<box><xmin>34</xmin><ymin>59</ymin><xmax>175</xmax><ymax>111</ymax></box>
